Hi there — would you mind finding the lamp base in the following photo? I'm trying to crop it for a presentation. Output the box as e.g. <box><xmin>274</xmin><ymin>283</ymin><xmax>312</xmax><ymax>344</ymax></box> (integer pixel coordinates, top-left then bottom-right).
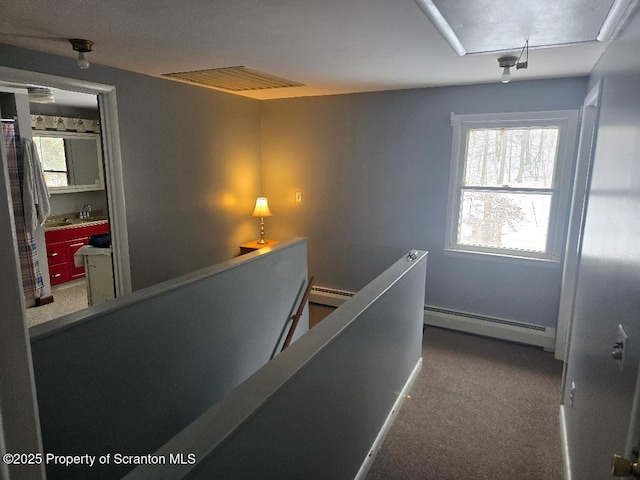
<box><xmin>257</xmin><ymin>216</ymin><xmax>268</xmax><ymax>244</ymax></box>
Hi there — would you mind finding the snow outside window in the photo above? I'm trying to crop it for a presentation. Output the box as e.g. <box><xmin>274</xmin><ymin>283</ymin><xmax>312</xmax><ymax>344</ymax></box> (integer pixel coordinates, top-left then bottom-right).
<box><xmin>445</xmin><ymin>111</ymin><xmax>579</xmax><ymax>262</ymax></box>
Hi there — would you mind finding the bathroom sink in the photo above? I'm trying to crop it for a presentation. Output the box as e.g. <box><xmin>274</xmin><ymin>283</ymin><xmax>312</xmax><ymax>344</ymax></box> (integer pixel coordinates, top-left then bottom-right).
<box><xmin>45</xmin><ymin>220</ymin><xmax>73</xmax><ymax>228</ymax></box>
<box><xmin>77</xmin><ymin>216</ymin><xmax>108</xmax><ymax>223</ymax></box>
<box><xmin>44</xmin><ymin>217</ymin><xmax>108</xmax><ymax>229</ymax></box>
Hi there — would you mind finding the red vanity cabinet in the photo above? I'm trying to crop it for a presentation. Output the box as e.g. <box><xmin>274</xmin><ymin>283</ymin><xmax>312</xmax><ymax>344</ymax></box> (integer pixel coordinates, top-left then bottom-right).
<box><xmin>44</xmin><ymin>221</ymin><xmax>110</xmax><ymax>286</ymax></box>
<box><xmin>45</xmin><ymin>240</ymin><xmax>70</xmax><ymax>285</ymax></box>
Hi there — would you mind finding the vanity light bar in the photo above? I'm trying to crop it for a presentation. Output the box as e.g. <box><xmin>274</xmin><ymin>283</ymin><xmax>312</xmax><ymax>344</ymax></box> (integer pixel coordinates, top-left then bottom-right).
<box><xmin>30</xmin><ymin>115</ymin><xmax>101</xmax><ymax>133</ymax></box>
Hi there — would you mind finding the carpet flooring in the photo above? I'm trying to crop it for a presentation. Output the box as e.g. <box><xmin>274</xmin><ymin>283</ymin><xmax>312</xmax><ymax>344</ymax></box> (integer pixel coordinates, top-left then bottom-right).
<box><xmin>308</xmin><ymin>304</ymin><xmax>564</xmax><ymax>480</ymax></box>
<box><xmin>366</xmin><ymin>326</ymin><xmax>564</xmax><ymax>480</ymax></box>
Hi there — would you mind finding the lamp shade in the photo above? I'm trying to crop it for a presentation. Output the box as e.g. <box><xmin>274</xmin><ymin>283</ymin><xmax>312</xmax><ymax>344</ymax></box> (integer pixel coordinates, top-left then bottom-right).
<box><xmin>252</xmin><ymin>197</ymin><xmax>272</xmax><ymax>217</ymax></box>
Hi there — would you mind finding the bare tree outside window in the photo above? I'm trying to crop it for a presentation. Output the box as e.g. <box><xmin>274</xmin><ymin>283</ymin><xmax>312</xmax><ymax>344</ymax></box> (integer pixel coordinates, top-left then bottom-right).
<box><xmin>33</xmin><ymin>136</ymin><xmax>69</xmax><ymax>187</ymax></box>
<box><xmin>445</xmin><ymin>110</ymin><xmax>578</xmax><ymax>262</ymax></box>
<box><xmin>458</xmin><ymin>127</ymin><xmax>559</xmax><ymax>252</ymax></box>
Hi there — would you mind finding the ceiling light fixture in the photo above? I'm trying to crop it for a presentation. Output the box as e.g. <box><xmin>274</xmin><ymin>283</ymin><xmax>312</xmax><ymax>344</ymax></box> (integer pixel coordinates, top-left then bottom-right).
<box><xmin>497</xmin><ymin>40</ymin><xmax>528</xmax><ymax>84</ymax></box>
<box><xmin>69</xmin><ymin>39</ymin><xmax>94</xmax><ymax>69</ymax></box>
<box><xmin>498</xmin><ymin>56</ymin><xmax>517</xmax><ymax>83</ymax></box>
<box><xmin>27</xmin><ymin>87</ymin><xmax>55</xmax><ymax>104</ymax></box>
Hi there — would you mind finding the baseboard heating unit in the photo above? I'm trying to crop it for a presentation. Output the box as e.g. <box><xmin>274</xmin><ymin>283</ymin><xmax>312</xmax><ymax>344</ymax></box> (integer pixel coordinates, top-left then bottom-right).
<box><xmin>309</xmin><ymin>285</ymin><xmax>355</xmax><ymax>307</ymax></box>
<box><xmin>310</xmin><ymin>286</ymin><xmax>555</xmax><ymax>351</ymax></box>
<box><xmin>424</xmin><ymin>306</ymin><xmax>555</xmax><ymax>351</ymax></box>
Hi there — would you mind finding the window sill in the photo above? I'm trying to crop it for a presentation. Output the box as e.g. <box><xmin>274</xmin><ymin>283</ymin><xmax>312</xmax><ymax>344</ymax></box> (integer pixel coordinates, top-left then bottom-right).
<box><xmin>443</xmin><ymin>248</ymin><xmax>561</xmax><ymax>267</ymax></box>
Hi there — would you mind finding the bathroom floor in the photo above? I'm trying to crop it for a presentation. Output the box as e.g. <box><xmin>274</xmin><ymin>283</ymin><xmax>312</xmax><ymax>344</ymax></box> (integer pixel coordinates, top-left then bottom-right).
<box><xmin>25</xmin><ymin>282</ymin><xmax>89</xmax><ymax>328</ymax></box>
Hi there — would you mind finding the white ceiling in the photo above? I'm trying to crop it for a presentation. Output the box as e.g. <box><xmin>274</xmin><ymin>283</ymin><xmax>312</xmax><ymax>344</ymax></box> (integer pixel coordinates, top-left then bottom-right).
<box><xmin>0</xmin><ymin>0</ymin><xmax>632</xmax><ymax>100</ymax></box>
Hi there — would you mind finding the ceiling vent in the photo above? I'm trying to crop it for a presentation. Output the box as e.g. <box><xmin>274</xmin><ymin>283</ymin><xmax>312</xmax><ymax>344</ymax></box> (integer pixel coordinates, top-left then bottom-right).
<box><xmin>162</xmin><ymin>66</ymin><xmax>304</xmax><ymax>92</ymax></box>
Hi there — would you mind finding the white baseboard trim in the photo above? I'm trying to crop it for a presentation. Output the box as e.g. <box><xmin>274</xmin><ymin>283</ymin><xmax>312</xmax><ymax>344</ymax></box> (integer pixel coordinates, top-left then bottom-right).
<box><xmin>354</xmin><ymin>357</ymin><xmax>422</xmax><ymax>480</ymax></box>
<box><xmin>560</xmin><ymin>405</ymin><xmax>572</xmax><ymax>480</ymax></box>
<box><xmin>310</xmin><ymin>286</ymin><xmax>556</xmax><ymax>351</ymax></box>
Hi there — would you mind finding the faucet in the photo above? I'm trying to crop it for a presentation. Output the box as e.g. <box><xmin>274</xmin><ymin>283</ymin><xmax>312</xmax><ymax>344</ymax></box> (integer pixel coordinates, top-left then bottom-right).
<box><xmin>80</xmin><ymin>204</ymin><xmax>92</xmax><ymax>219</ymax></box>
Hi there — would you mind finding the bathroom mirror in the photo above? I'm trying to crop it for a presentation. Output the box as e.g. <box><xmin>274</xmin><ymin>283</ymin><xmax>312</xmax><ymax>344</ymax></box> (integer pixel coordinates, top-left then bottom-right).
<box><xmin>32</xmin><ymin>131</ymin><xmax>104</xmax><ymax>193</ymax></box>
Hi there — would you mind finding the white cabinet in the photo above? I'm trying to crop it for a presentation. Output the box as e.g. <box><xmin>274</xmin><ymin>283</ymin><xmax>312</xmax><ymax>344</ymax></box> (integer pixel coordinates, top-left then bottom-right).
<box><xmin>75</xmin><ymin>246</ymin><xmax>115</xmax><ymax>306</ymax></box>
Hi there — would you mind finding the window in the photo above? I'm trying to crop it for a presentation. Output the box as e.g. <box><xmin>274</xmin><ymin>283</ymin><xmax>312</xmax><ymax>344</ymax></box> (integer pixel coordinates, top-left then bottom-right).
<box><xmin>445</xmin><ymin>110</ymin><xmax>579</xmax><ymax>262</ymax></box>
<box><xmin>33</xmin><ymin>135</ymin><xmax>69</xmax><ymax>187</ymax></box>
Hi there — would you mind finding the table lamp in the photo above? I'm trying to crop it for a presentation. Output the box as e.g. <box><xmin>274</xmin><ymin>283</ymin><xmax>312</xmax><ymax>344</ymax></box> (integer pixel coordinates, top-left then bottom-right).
<box><xmin>252</xmin><ymin>197</ymin><xmax>273</xmax><ymax>244</ymax></box>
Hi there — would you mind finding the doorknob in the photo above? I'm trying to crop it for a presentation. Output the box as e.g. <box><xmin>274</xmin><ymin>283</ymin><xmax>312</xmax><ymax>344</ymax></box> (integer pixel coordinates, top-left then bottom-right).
<box><xmin>612</xmin><ymin>454</ymin><xmax>640</xmax><ymax>477</ymax></box>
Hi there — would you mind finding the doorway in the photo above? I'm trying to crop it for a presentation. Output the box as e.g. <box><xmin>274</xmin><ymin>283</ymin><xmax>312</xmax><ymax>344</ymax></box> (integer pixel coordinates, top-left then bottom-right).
<box><xmin>0</xmin><ymin>66</ymin><xmax>131</xmax><ymax>325</ymax></box>
<box><xmin>0</xmin><ymin>66</ymin><xmax>130</xmax><ymax>480</ymax></box>
<box><xmin>555</xmin><ymin>81</ymin><xmax>602</xmax><ymax>362</ymax></box>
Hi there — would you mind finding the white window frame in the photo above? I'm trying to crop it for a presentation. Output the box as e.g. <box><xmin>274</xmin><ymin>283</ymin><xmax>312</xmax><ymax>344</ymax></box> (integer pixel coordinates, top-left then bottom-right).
<box><xmin>444</xmin><ymin>110</ymin><xmax>579</xmax><ymax>263</ymax></box>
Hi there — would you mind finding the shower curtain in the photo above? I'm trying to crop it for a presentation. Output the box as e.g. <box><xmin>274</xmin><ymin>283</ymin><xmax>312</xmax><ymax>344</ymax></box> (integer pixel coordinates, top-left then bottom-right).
<box><xmin>2</xmin><ymin>121</ymin><xmax>45</xmax><ymax>301</ymax></box>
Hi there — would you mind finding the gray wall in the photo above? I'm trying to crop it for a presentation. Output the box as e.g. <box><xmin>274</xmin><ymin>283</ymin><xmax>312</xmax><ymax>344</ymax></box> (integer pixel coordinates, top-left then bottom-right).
<box><xmin>127</xmin><ymin>250</ymin><xmax>426</xmax><ymax>480</ymax></box>
<box><xmin>261</xmin><ymin>78</ymin><xmax>588</xmax><ymax>328</ymax></box>
<box><xmin>29</xmin><ymin>103</ymin><xmax>98</xmax><ymax>120</ymax></box>
<box><xmin>30</xmin><ymin>239</ymin><xmax>309</xmax><ymax>480</ymax></box>
<box><xmin>48</xmin><ymin>189</ymin><xmax>108</xmax><ymax>216</ymax></box>
<box><xmin>562</xmin><ymin>6</ymin><xmax>640</xmax><ymax>479</ymax></box>
<box><xmin>0</xmin><ymin>43</ymin><xmax>263</xmax><ymax>291</ymax></box>
<box><xmin>0</xmin><ymin>47</ymin><xmax>263</xmax><ymax>480</ymax></box>
<box><xmin>0</xmin><ymin>42</ymin><xmax>588</xmax><ymax>327</ymax></box>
